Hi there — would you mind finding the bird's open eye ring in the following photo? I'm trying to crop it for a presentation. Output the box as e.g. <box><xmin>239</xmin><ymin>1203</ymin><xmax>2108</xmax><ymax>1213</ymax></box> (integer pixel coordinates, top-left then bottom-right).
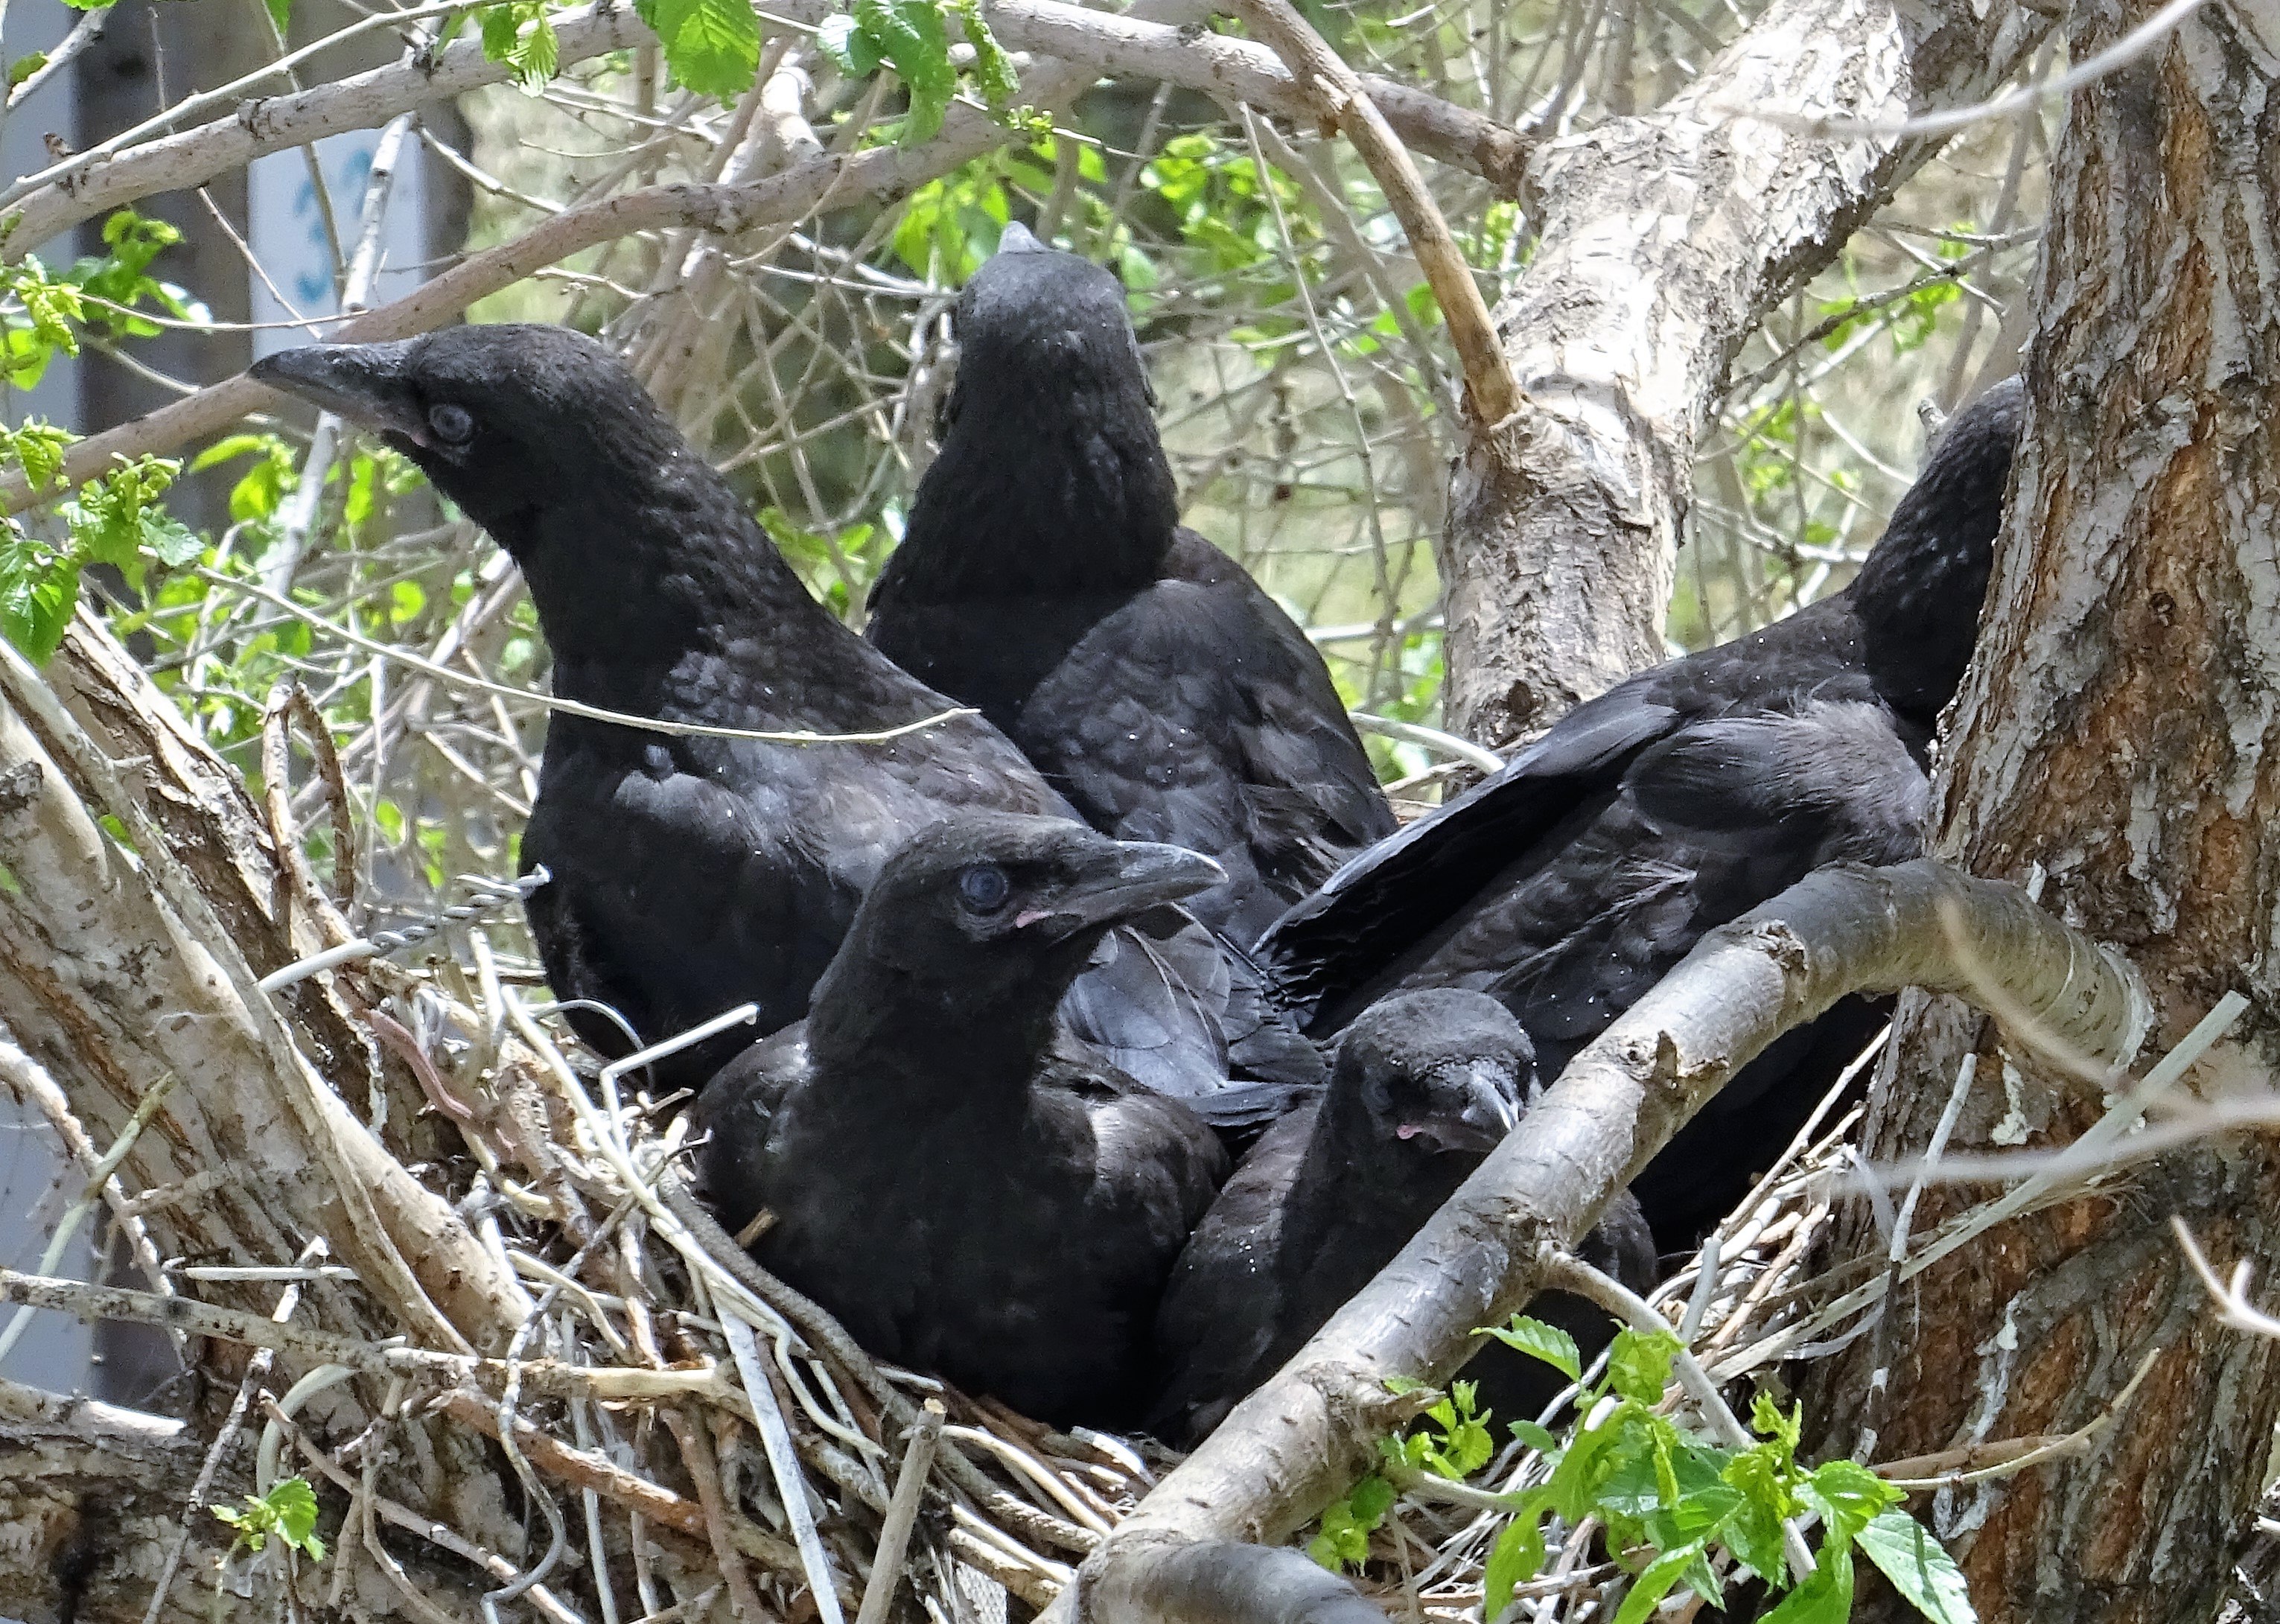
<box><xmin>427</xmin><ymin>403</ymin><xmax>475</xmax><ymax>444</ymax></box>
<box><xmin>958</xmin><ymin>864</ymin><xmax>1010</xmax><ymax>914</ymax></box>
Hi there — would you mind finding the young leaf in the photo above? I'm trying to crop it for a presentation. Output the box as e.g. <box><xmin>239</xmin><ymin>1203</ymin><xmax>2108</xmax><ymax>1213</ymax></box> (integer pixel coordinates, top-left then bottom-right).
<box><xmin>1803</xmin><ymin>1456</ymin><xmax>1900</xmax><ymax>1548</ymax></box>
<box><xmin>1509</xmin><ymin>1417</ymin><xmax>1560</xmax><ymax>1453</ymax></box>
<box><xmin>1761</xmin><ymin>1545</ymin><xmax>1854</xmax><ymax>1624</ymax></box>
<box><xmin>1606</xmin><ymin>1326</ymin><xmax>1680</xmax><ymax>1404</ymax></box>
<box><xmin>649</xmin><ymin>0</ymin><xmax>762</xmax><ymax>97</ymax></box>
<box><xmin>949</xmin><ymin>0</ymin><xmax>1019</xmax><ymax>111</ymax></box>
<box><xmin>1857</xmin><ymin>1509</ymin><xmax>1975</xmax><ymax>1624</ymax></box>
<box><xmin>265</xmin><ymin>0</ymin><xmax>293</xmax><ymax>28</ymax></box>
<box><xmin>1481</xmin><ymin>1492</ymin><xmax>1553</xmax><ymax>1618</ymax></box>
<box><xmin>0</xmin><ymin>534</ymin><xmax>78</xmax><ymax>662</ymax></box>
<box><xmin>852</xmin><ymin>0</ymin><xmax>956</xmax><ymax>144</ymax></box>
<box><xmin>1611</xmin><ymin>1541</ymin><xmax>1707</xmax><ymax>1624</ymax></box>
<box><xmin>1483</xmin><ymin>1315</ymin><xmax>1582</xmax><ymax>1381</ymax></box>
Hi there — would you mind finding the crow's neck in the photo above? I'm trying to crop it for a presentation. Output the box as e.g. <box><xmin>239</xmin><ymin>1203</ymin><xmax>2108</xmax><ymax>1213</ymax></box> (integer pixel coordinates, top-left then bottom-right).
<box><xmin>497</xmin><ymin>466</ymin><xmax>873</xmax><ymax>725</ymax></box>
<box><xmin>1290</xmin><ymin>1091</ymin><xmax>1470</xmax><ymax>1241</ymax></box>
<box><xmin>804</xmin><ymin>950</ymin><xmax>1073</xmax><ymax>1116</ymax></box>
<box><xmin>1844</xmin><ymin>511</ymin><xmax>1998</xmax><ymax>726</ymax></box>
<box><xmin>894</xmin><ymin>408</ymin><xmax>1178</xmax><ymax>604</ymax></box>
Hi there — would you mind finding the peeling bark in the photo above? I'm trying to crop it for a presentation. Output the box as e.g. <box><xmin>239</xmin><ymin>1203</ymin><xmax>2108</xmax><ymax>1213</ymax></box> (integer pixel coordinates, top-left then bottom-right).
<box><xmin>1442</xmin><ymin>0</ymin><xmax>2053</xmax><ymax>744</ymax></box>
<box><xmin>1801</xmin><ymin>6</ymin><xmax>2280</xmax><ymax>1620</ymax></box>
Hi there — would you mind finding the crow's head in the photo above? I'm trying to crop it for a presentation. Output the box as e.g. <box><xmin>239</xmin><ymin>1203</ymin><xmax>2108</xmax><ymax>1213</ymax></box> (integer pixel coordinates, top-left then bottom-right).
<box><xmin>250</xmin><ymin>325</ymin><xmax>694</xmax><ymax>547</ymax></box>
<box><xmin>939</xmin><ymin>223</ymin><xmax>1159</xmax><ymax>432</ymax></box>
<box><xmin>819</xmin><ymin>811</ymin><xmax>1223</xmax><ymax>1025</ymax></box>
<box><xmin>1332</xmin><ymin>988</ymin><xmax>1533</xmax><ymax>1157</ymax></box>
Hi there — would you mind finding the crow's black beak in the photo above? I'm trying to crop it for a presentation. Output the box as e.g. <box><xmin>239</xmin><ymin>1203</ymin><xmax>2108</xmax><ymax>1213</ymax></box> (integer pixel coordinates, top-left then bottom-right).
<box><xmin>1022</xmin><ymin>841</ymin><xmax>1223</xmax><ymax>934</ymax></box>
<box><xmin>250</xmin><ymin>340</ymin><xmax>429</xmax><ymax>446</ymax></box>
<box><xmin>1397</xmin><ymin>1060</ymin><xmax>1521</xmax><ymax>1154</ymax></box>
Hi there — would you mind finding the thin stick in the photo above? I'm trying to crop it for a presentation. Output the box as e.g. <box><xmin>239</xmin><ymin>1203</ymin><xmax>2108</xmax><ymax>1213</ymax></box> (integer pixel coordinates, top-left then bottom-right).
<box><xmin>858</xmin><ymin>1398</ymin><xmax>946</xmax><ymax>1624</ymax></box>
<box><xmin>722</xmin><ymin>1309</ymin><xmax>847</xmax><ymax>1624</ymax></box>
<box><xmin>0</xmin><ymin>1071</ymin><xmax>176</xmax><ymax>1366</ymax></box>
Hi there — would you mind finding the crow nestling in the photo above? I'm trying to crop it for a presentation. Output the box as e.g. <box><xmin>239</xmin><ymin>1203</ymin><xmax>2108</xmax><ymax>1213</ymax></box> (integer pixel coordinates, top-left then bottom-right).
<box><xmin>695</xmin><ymin>812</ymin><xmax>1230</xmax><ymax>1427</ymax></box>
<box><xmin>1261</xmin><ymin>378</ymin><xmax>2026</xmax><ymax>1249</ymax></box>
<box><xmin>1147</xmin><ymin>989</ymin><xmax>1654</xmax><ymax>1445</ymax></box>
<box><xmin>252</xmin><ymin>325</ymin><xmax>1305</xmax><ymax>1104</ymax></box>
<box><xmin>868</xmin><ymin>225</ymin><xmax>1396</xmax><ymax>944</ymax></box>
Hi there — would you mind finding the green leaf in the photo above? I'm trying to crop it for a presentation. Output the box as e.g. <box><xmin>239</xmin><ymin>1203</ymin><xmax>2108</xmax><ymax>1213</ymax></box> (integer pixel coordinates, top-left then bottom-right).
<box><xmin>1606</xmin><ymin>1327</ymin><xmax>1680</xmax><ymax>1404</ymax></box>
<box><xmin>1484</xmin><ymin>1315</ymin><xmax>1582</xmax><ymax>1381</ymax></box>
<box><xmin>0</xmin><ymin>532</ymin><xmax>79</xmax><ymax>662</ymax></box>
<box><xmin>7</xmin><ymin>51</ymin><xmax>48</xmax><ymax>89</ymax></box>
<box><xmin>1482</xmin><ymin>1492</ymin><xmax>1553</xmax><ymax>1619</ymax></box>
<box><xmin>1858</xmin><ymin>1509</ymin><xmax>1975</xmax><ymax>1624</ymax></box>
<box><xmin>1510</xmin><ymin>1417</ymin><xmax>1560</xmax><ymax>1453</ymax></box>
<box><xmin>1306</xmin><ymin>1474</ymin><xmax>1394</xmax><ymax>1572</ymax></box>
<box><xmin>1762</xmin><ymin>1545</ymin><xmax>1853</xmax><ymax>1624</ymax></box>
<box><xmin>1611</xmin><ymin>1541</ymin><xmax>1706</xmax><ymax>1624</ymax></box>
<box><xmin>817</xmin><ymin>13</ymin><xmax>880</xmax><ymax>74</ymax></box>
<box><xmin>264</xmin><ymin>0</ymin><xmax>292</xmax><ymax>29</ymax></box>
<box><xmin>853</xmin><ymin>0</ymin><xmax>955</xmax><ymax>144</ymax></box>
<box><xmin>267</xmin><ymin>1477</ymin><xmax>319</xmax><ymax>1550</ymax></box>
<box><xmin>1803</xmin><ymin>1458</ymin><xmax>1900</xmax><ymax>1549</ymax></box>
<box><xmin>649</xmin><ymin>0</ymin><xmax>762</xmax><ymax>97</ymax></box>
<box><xmin>950</xmin><ymin>0</ymin><xmax>1019</xmax><ymax>111</ymax></box>
<box><xmin>5</xmin><ymin>420</ymin><xmax>73</xmax><ymax>491</ymax></box>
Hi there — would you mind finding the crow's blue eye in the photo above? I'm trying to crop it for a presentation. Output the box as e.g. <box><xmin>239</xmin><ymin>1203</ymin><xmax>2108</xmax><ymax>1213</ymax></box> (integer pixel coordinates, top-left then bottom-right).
<box><xmin>959</xmin><ymin>864</ymin><xmax>1010</xmax><ymax>913</ymax></box>
<box><xmin>428</xmin><ymin>403</ymin><xmax>475</xmax><ymax>443</ymax></box>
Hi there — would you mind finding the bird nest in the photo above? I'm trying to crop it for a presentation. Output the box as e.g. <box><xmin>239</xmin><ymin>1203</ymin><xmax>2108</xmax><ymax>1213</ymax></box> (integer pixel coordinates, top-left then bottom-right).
<box><xmin>360</xmin><ymin>1011</ymin><xmax>1875</xmax><ymax>1624</ymax></box>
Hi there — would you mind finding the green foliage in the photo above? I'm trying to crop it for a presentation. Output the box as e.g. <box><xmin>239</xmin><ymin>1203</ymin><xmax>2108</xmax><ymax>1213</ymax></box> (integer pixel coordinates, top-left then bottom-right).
<box><xmin>1140</xmin><ymin>132</ymin><xmax>1307</xmax><ymax>284</ymax></box>
<box><xmin>1414</xmin><ymin>1316</ymin><xmax>1981</xmax><ymax>1624</ymax></box>
<box><xmin>7</xmin><ymin>51</ymin><xmax>48</xmax><ymax>89</ymax></box>
<box><xmin>638</xmin><ymin>0</ymin><xmax>762</xmax><ymax>98</ymax></box>
<box><xmin>0</xmin><ymin>421</ymin><xmax>203</xmax><ymax>663</ymax></box>
<box><xmin>1817</xmin><ymin>226</ymin><xmax>1973</xmax><ymax>357</ymax></box>
<box><xmin>213</xmin><ymin>1476</ymin><xmax>327</xmax><ymax>1561</ymax></box>
<box><xmin>760</xmin><ymin>508</ymin><xmax>883</xmax><ymax>617</ymax></box>
<box><xmin>1308</xmin><ymin>1472</ymin><xmax>1395</xmax><ymax>1570</ymax></box>
<box><xmin>821</xmin><ymin>0</ymin><xmax>955</xmax><ymax>144</ymax></box>
<box><xmin>2</xmin><ymin>208</ymin><xmax>189</xmax><ymax>386</ymax></box>
<box><xmin>479</xmin><ymin>1</ymin><xmax>562</xmax><ymax>92</ymax></box>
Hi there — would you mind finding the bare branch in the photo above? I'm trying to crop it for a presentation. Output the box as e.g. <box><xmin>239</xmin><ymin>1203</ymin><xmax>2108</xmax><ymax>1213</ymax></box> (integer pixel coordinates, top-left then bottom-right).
<box><xmin>1225</xmin><ymin>0</ymin><xmax>1520</xmax><ymax>423</ymax></box>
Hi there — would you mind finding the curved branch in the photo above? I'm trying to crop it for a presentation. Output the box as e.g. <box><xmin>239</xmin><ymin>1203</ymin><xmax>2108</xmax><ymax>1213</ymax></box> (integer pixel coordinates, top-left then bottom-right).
<box><xmin>1224</xmin><ymin>0</ymin><xmax>1520</xmax><ymax>423</ymax></box>
<box><xmin>1057</xmin><ymin>859</ymin><xmax>2146</xmax><ymax>1619</ymax></box>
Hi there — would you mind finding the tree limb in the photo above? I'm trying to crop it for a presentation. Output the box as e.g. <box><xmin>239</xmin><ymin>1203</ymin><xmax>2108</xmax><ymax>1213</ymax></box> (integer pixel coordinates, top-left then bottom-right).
<box><xmin>1441</xmin><ymin>0</ymin><xmax>2056</xmax><ymax>742</ymax></box>
<box><xmin>1223</xmin><ymin>0</ymin><xmax>1519</xmax><ymax>424</ymax></box>
<box><xmin>1053</xmin><ymin>859</ymin><xmax>2145</xmax><ymax>1621</ymax></box>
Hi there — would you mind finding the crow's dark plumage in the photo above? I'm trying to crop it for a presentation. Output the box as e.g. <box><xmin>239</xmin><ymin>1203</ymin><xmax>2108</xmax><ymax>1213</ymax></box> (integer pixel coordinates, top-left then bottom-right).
<box><xmin>1261</xmin><ymin>378</ymin><xmax>2025</xmax><ymax>1249</ymax></box>
<box><xmin>867</xmin><ymin>226</ymin><xmax>1397</xmax><ymax>943</ymax></box>
<box><xmin>252</xmin><ymin>325</ymin><xmax>1308</xmax><ymax>1103</ymax></box>
<box><xmin>695</xmin><ymin>812</ymin><xmax>1230</xmax><ymax>1427</ymax></box>
<box><xmin>1148</xmin><ymin>990</ymin><xmax>1655</xmax><ymax>1446</ymax></box>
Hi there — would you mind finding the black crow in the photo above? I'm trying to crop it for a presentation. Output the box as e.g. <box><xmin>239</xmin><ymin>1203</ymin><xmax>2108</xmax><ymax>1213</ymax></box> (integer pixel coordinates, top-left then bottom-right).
<box><xmin>250</xmin><ymin>325</ymin><xmax>1305</xmax><ymax>1103</ymax></box>
<box><xmin>1260</xmin><ymin>378</ymin><xmax>2026</xmax><ymax>1249</ymax></box>
<box><xmin>866</xmin><ymin>225</ymin><xmax>1397</xmax><ymax>943</ymax></box>
<box><xmin>695</xmin><ymin>811</ymin><xmax>1230</xmax><ymax>1427</ymax></box>
<box><xmin>1148</xmin><ymin>989</ymin><xmax>1655</xmax><ymax>1446</ymax></box>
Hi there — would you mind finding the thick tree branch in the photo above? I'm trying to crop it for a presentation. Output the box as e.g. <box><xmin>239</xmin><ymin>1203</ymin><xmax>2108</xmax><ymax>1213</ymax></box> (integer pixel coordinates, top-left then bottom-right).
<box><xmin>0</xmin><ymin>617</ymin><xmax>532</xmax><ymax>1354</ymax></box>
<box><xmin>1054</xmin><ymin>859</ymin><xmax>2144</xmax><ymax>1621</ymax></box>
<box><xmin>1442</xmin><ymin>0</ymin><xmax>2055</xmax><ymax>743</ymax></box>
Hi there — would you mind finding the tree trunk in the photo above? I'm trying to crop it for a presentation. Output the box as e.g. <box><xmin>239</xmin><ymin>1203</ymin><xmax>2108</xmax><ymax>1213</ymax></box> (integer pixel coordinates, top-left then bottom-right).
<box><xmin>1801</xmin><ymin>5</ymin><xmax>2280</xmax><ymax>1619</ymax></box>
<box><xmin>1439</xmin><ymin>0</ymin><xmax>2051</xmax><ymax>745</ymax></box>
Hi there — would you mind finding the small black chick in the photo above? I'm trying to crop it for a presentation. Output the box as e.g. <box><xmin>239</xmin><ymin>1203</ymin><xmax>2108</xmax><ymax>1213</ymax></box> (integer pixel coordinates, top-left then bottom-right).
<box><xmin>696</xmin><ymin>811</ymin><xmax>1231</xmax><ymax>1428</ymax></box>
<box><xmin>249</xmin><ymin>326</ymin><xmax>1304</xmax><ymax>1104</ymax></box>
<box><xmin>1262</xmin><ymin>379</ymin><xmax>2026</xmax><ymax>1249</ymax></box>
<box><xmin>1149</xmin><ymin>989</ymin><xmax>1655</xmax><ymax>1447</ymax></box>
<box><xmin>867</xmin><ymin>225</ymin><xmax>1396</xmax><ymax>943</ymax></box>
